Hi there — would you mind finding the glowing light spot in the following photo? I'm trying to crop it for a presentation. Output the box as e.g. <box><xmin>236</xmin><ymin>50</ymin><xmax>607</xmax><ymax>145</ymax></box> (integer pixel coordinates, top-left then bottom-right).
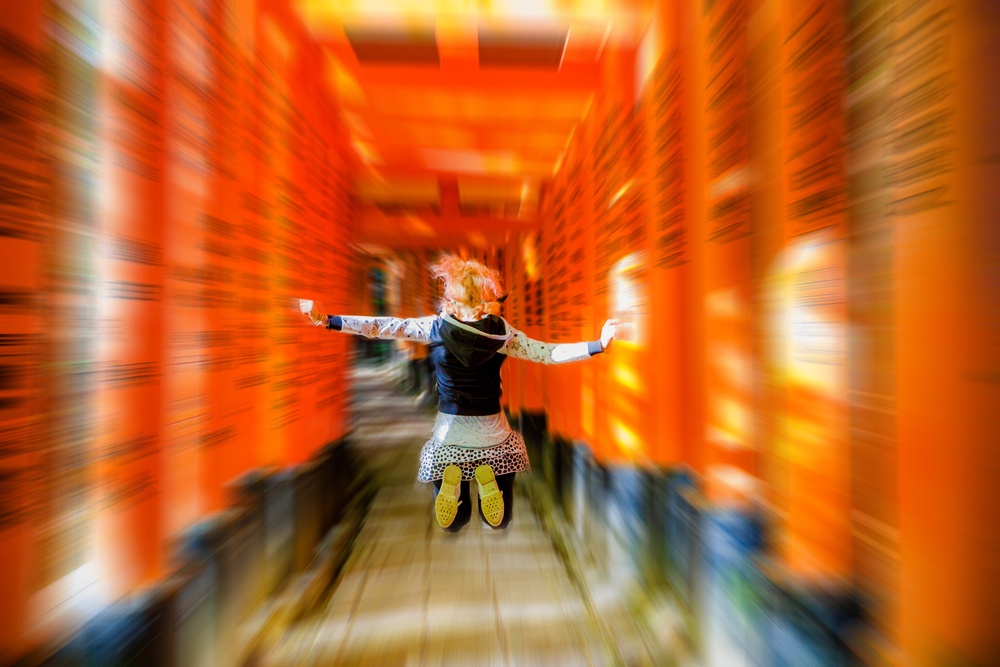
<box><xmin>612</xmin><ymin>364</ymin><xmax>644</xmax><ymax>394</ymax></box>
<box><xmin>522</xmin><ymin>236</ymin><xmax>539</xmax><ymax>280</ymax></box>
<box><xmin>608</xmin><ymin>179</ymin><xmax>633</xmax><ymax>209</ymax></box>
<box><xmin>612</xmin><ymin>420</ymin><xmax>640</xmax><ymax>454</ymax></box>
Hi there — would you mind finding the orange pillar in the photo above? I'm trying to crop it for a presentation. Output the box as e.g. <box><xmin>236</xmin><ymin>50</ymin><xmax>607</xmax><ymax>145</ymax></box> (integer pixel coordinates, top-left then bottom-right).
<box><xmin>0</xmin><ymin>2</ymin><xmax>46</xmax><ymax>657</ymax></box>
<box><xmin>223</xmin><ymin>0</ymin><xmax>263</xmax><ymax>478</ymax></box>
<box><xmin>843</xmin><ymin>0</ymin><xmax>901</xmax><ymax>654</ymax></box>
<box><xmin>293</xmin><ymin>48</ymin><xmax>320</xmax><ymax>457</ymax></box>
<box><xmin>564</xmin><ymin>139</ymin><xmax>589</xmax><ymax>442</ymax></box>
<box><xmin>577</xmin><ymin>109</ymin><xmax>600</xmax><ymax>448</ymax></box>
<box><xmin>745</xmin><ymin>0</ymin><xmax>789</xmax><ymax>554</ymax></box>
<box><xmin>94</xmin><ymin>0</ymin><xmax>167</xmax><ymax>597</ymax></box>
<box><xmin>541</xmin><ymin>158</ymin><xmax>566</xmax><ymax>435</ymax></box>
<box><xmin>607</xmin><ymin>63</ymin><xmax>654</xmax><ymax>466</ymax></box>
<box><xmin>33</xmin><ymin>0</ymin><xmax>104</xmax><ymax>652</ymax></box>
<box><xmin>312</xmin><ymin>103</ymin><xmax>352</xmax><ymax>447</ymax></box>
<box><xmin>542</xmin><ymin>138</ymin><xmax>592</xmax><ymax>441</ymax></box>
<box><xmin>894</xmin><ymin>0</ymin><xmax>1000</xmax><ymax>662</ymax></box>
<box><xmin>202</xmin><ymin>0</ymin><xmax>247</xmax><ymax>506</ymax></box>
<box><xmin>682</xmin><ymin>0</ymin><xmax>756</xmax><ymax>492</ymax></box>
<box><xmin>235</xmin><ymin>0</ymin><xmax>273</xmax><ymax>466</ymax></box>
<box><xmin>260</xmin><ymin>14</ymin><xmax>292</xmax><ymax>465</ymax></box>
<box><xmin>645</xmin><ymin>3</ymin><xmax>690</xmax><ymax>466</ymax></box>
<box><xmin>680</xmin><ymin>0</ymin><xmax>708</xmax><ymax>476</ymax></box>
<box><xmin>590</xmin><ymin>44</ymin><xmax>638</xmax><ymax>462</ymax></box>
<box><xmin>519</xmin><ymin>232</ymin><xmax>546</xmax><ymax>413</ymax></box>
<box><xmin>775</xmin><ymin>0</ymin><xmax>853</xmax><ymax>584</ymax></box>
<box><xmin>706</xmin><ymin>0</ymin><xmax>755</xmax><ymax>500</ymax></box>
<box><xmin>162</xmin><ymin>0</ymin><xmax>211</xmax><ymax>537</ymax></box>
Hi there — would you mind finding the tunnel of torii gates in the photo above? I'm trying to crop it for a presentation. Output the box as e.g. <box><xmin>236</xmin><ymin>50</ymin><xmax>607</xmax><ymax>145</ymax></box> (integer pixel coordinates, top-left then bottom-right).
<box><xmin>1</xmin><ymin>0</ymin><xmax>998</xmax><ymax>664</ymax></box>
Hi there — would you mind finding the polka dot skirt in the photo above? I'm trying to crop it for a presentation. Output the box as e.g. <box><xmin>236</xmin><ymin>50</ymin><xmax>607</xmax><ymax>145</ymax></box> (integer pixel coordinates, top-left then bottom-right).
<box><xmin>417</xmin><ymin>431</ymin><xmax>531</xmax><ymax>482</ymax></box>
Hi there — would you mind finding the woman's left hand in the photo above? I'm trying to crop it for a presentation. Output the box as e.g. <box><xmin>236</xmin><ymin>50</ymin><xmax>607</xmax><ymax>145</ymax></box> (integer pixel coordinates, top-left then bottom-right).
<box><xmin>299</xmin><ymin>299</ymin><xmax>324</xmax><ymax>326</ymax></box>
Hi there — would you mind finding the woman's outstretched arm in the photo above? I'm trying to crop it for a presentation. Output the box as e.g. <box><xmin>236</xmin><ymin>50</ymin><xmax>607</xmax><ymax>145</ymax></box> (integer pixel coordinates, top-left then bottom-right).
<box><xmin>328</xmin><ymin>315</ymin><xmax>438</xmax><ymax>342</ymax></box>
<box><xmin>300</xmin><ymin>299</ymin><xmax>437</xmax><ymax>343</ymax></box>
<box><xmin>499</xmin><ymin>319</ymin><xmax>617</xmax><ymax>364</ymax></box>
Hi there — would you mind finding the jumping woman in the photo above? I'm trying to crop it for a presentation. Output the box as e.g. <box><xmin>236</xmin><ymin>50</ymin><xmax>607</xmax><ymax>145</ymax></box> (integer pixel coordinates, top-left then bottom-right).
<box><xmin>300</xmin><ymin>255</ymin><xmax>617</xmax><ymax>532</ymax></box>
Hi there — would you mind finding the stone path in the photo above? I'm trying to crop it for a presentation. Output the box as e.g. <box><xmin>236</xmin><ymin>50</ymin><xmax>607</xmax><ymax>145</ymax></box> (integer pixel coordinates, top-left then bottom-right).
<box><xmin>263</xmin><ymin>364</ymin><xmax>610</xmax><ymax>666</ymax></box>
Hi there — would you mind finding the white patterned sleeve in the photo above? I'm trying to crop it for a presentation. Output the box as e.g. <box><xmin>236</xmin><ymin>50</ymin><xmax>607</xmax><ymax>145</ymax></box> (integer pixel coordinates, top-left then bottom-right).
<box><xmin>498</xmin><ymin>325</ymin><xmax>603</xmax><ymax>365</ymax></box>
<box><xmin>328</xmin><ymin>315</ymin><xmax>436</xmax><ymax>343</ymax></box>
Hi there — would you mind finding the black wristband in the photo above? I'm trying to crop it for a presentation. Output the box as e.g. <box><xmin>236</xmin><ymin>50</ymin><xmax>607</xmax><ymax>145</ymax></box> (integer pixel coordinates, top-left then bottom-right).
<box><xmin>327</xmin><ymin>315</ymin><xmax>343</xmax><ymax>331</ymax></box>
<box><xmin>587</xmin><ymin>340</ymin><xmax>604</xmax><ymax>356</ymax></box>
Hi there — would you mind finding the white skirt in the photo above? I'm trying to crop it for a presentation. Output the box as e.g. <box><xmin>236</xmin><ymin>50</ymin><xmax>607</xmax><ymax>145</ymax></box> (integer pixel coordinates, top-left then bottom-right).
<box><xmin>417</xmin><ymin>411</ymin><xmax>531</xmax><ymax>482</ymax></box>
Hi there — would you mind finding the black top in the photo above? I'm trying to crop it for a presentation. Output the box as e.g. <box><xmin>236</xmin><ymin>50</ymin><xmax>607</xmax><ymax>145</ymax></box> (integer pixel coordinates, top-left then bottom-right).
<box><xmin>428</xmin><ymin>314</ymin><xmax>509</xmax><ymax>416</ymax></box>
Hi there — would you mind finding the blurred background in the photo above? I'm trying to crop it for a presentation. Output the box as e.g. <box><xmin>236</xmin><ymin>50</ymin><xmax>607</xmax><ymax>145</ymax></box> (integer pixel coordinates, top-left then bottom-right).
<box><xmin>1</xmin><ymin>0</ymin><xmax>999</xmax><ymax>664</ymax></box>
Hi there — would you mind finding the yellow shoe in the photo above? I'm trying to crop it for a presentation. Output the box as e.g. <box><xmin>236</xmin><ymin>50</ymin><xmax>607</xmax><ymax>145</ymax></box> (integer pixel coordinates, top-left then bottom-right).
<box><xmin>475</xmin><ymin>464</ymin><xmax>504</xmax><ymax>527</ymax></box>
<box><xmin>435</xmin><ymin>465</ymin><xmax>463</xmax><ymax>528</ymax></box>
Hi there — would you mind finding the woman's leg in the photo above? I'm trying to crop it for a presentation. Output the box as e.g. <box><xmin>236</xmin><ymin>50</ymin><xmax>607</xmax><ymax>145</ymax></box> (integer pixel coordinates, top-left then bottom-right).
<box><xmin>478</xmin><ymin>472</ymin><xmax>516</xmax><ymax>530</ymax></box>
<box><xmin>433</xmin><ymin>478</ymin><xmax>472</xmax><ymax>532</ymax></box>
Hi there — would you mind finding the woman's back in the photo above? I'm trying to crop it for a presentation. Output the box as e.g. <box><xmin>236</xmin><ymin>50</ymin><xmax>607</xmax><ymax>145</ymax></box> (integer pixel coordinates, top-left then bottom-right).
<box><xmin>428</xmin><ymin>314</ymin><xmax>510</xmax><ymax>416</ymax></box>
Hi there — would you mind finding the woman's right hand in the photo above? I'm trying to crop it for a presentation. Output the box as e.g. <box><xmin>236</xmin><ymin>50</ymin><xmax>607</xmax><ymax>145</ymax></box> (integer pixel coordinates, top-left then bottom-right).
<box><xmin>600</xmin><ymin>319</ymin><xmax>618</xmax><ymax>351</ymax></box>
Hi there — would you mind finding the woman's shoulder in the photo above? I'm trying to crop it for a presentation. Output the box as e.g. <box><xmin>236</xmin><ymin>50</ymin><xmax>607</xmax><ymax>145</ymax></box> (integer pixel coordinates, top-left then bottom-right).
<box><xmin>487</xmin><ymin>315</ymin><xmax>515</xmax><ymax>333</ymax></box>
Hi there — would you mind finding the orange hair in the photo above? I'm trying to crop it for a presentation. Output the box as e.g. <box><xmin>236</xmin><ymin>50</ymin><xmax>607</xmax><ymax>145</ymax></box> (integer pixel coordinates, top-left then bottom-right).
<box><xmin>431</xmin><ymin>255</ymin><xmax>504</xmax><ymax>321</ymax></box>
